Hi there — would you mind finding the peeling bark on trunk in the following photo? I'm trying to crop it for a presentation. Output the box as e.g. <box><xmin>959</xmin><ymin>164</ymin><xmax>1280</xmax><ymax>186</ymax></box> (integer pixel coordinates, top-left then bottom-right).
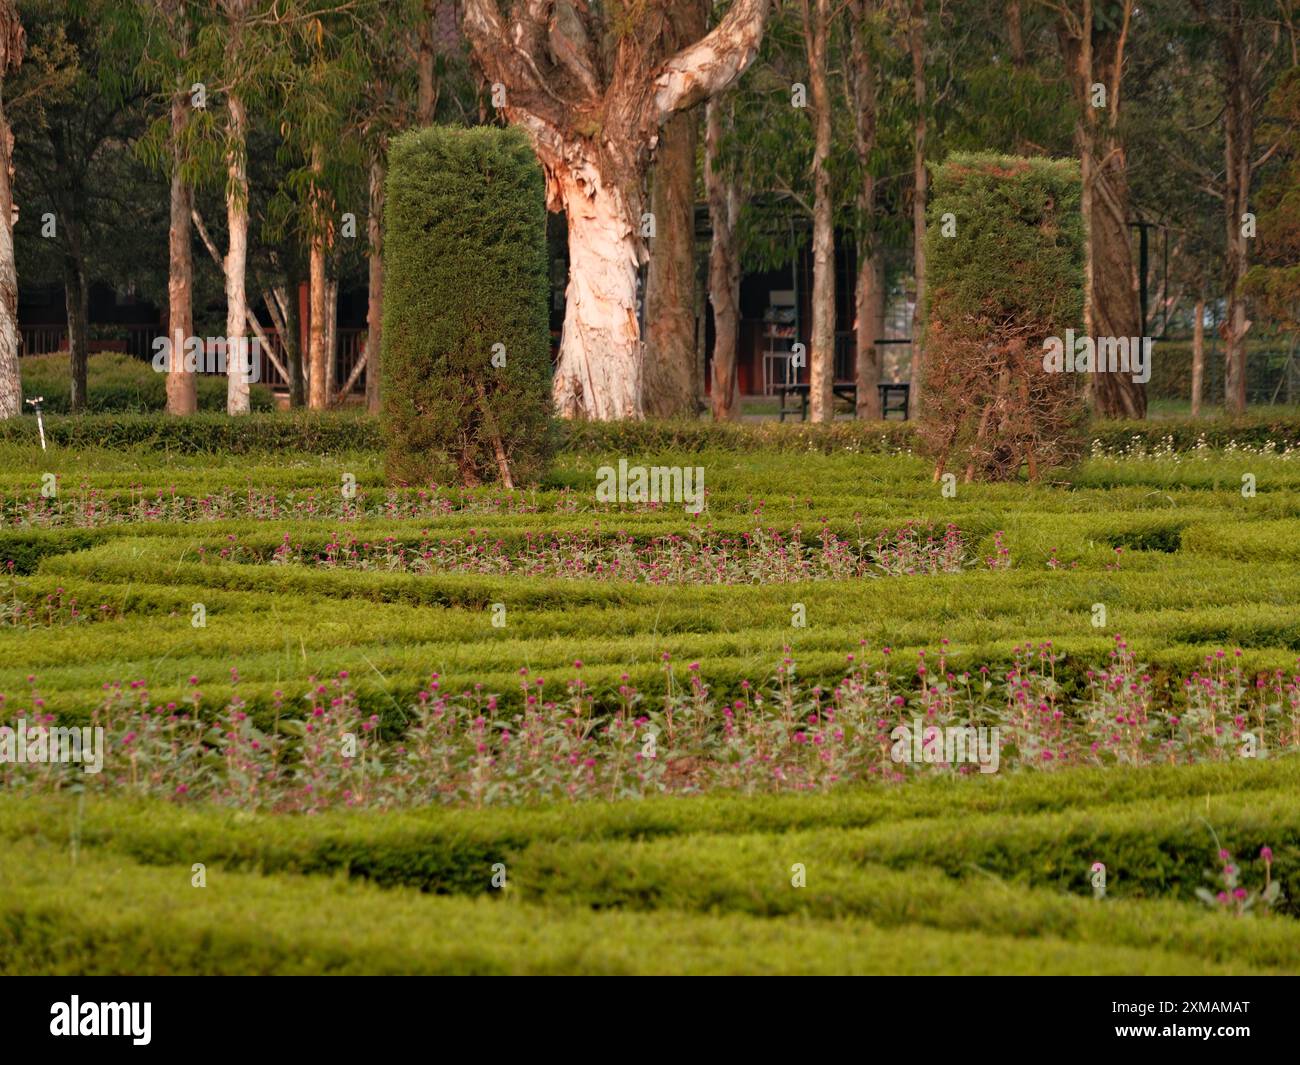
<box><xmin>908</xmin><ymin>0</ymin><xmax>927</xmax><ymax>419</ymax></box>
<box><xmin>224</xmin><ymin>87</ymin><xmax>250</xmax><ymax>415</ymax></box>
<box><xmin>553</xmin><ymin>172</ymin><xmax>643</xmax><ymax>419</ymax></box>
<box><xmin>705</xmin><ymin>96</ymin><xmax>740</xmax><ymax>421</ymax></box>
<box><xmin>365</xmin><ymin>154</ymin><xmax>384</xmax><ymax>414</ymax></box>
<box><xmin>804</xmin><ymin>0</ymin><xmax>834</xmax><ymax>423</ymax></box>
<box><xmin>0</xmin><ymin>86</ymin><xmax>19</xmax><ymax>419</ymax></box>
<box><xmin>1191</xmin><ymin>295</ymin><xmax>1205</xmax><ymax>415</ymax></box>
<box><xmin>462</xmin><ymin>0</ymin><xmax>771</xmax><ymax>420</ymax></box>
<box><xmin>167</xmin><ymin>74</ymin><xmax>196</xmax><ymax>415</ymax></box>
<box><xmin>1222</xmin><ymin>1</ymin><xmax>1252</xmax><ymax>416</ymax></box>
<box><xmin>851</xmin><ymin>0</ymin><xmax>881</xmax><ymax>421</ymax></box>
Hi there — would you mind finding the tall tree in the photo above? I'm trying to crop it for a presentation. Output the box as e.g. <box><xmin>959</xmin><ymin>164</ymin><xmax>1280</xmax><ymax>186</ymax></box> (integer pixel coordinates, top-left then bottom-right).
<box><xmin>0</xmin><ymin>0</ymin><xmax>22</xmax><ymax>419</ymax></box>
<box><xmin>1053</xmin><ymin>0</ymin><xmax>1147</xmax><ymax>418</ymax></box>
<box><xmin>705</xmin><ymin>92</ymin><xmax>741</xmax><ymax>419</ymax></box>
<box><xmin>801</xmin><ymin>0</ymin><xmax>835</xmax><ymax>422</ymax></box>
<box><xmin>849</xmin><ymin>0</ymin><xmax>883</xmax><ymax>419</ymax></box>
<box><xmin>144</xmin><ymin>0</ymin><xmax>199</xmax><ymax>415</ymax></box>
<box><xmin>906</xmin><ymin>0</ymin><xmax>927</xmax><ymax>418</ymax></box>
<box><xmin>463</xmin><ymin>0</ymin><xmax>772</xmax><ymax>420</ymax></box>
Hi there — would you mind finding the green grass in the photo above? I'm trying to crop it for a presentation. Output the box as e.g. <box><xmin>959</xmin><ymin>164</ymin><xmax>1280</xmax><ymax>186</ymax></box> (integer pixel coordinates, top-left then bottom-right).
<box><xmin>2</xmin><ymin>425</ymin><xmax>1299</xmax><ymax>973</ymax></box>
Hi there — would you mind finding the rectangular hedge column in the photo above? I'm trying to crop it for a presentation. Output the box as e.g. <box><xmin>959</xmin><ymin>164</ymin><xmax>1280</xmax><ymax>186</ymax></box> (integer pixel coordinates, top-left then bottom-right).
<box><xmin>918</xmin><ymin>152</ymin><xmax>1086</xmax><ymax>482</ymax></box>
<box><xmin>382</xmin><ymin>126</ymin><xmax>554</xmax><ymax>488</ymax></box>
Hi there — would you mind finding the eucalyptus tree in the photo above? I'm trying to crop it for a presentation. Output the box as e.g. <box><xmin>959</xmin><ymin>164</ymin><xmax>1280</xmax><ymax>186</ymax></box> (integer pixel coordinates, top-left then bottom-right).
<box><xmin>463</xmin><ymin>0</ymin><xmax>773</xmax><ymax>420</ymax></box>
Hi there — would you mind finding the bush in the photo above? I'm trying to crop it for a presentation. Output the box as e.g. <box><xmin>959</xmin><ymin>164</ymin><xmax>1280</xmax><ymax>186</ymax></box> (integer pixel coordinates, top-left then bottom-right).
<box><xmin>382</xmin><ymin>125</ymin><xmax>554</xmax><ymax>487</ymax></box>
<box><xmin>19</xmin><ymin>352</ymin><xmax>274</xmax><ymax>413</ymax></box>
<box><xmin>919</xmin><ymin>153</ymin><xmax>1087</xmax><ymax>480</ymax></box>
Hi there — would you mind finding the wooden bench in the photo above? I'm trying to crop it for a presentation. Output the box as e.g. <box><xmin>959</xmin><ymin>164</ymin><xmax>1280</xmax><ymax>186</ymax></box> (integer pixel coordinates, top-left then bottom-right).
<box><xmin>776</xmin><ymin>382</ymin><xmax>911</xmax><ymax>422</ymax></box>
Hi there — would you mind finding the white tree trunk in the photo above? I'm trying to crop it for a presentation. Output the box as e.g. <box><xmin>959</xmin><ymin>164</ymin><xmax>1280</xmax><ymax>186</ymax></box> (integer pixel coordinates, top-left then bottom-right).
<box><xmin>553</xmin><ymin>171</ymin><xmax>643</xmax><ymax>420</ymax></box>
<box><xmin>225</xmin><ymin>89</ymin><xmax>250</xmax><ymax>415</ymax></box>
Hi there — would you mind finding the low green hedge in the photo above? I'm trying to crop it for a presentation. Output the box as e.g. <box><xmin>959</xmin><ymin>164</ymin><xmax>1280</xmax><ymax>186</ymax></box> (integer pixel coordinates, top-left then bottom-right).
<box><xmin>0</xmin><ymin>843</ymin><xmax>1256</xmax><ymax>975</ymax></box>
<box><xmin>2</xmin><ymin>407</ymin><xmax>1299</xmax><ymax>458</ymax></box>
<box><xmin>3</xmin><ymin>761</ymin><xmax>1293</xmax><ymax>894</ymax></box>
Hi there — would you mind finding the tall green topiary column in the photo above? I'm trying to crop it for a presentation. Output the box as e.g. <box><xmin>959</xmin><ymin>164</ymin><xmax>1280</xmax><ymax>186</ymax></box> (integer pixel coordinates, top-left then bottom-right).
<box><xmin>382</xmin><ymin>125</ymin><xmax>554</xmax><ymax>487</ymax></box>
<box><xmin>918</xmin><ymin>152</ymin><xmax>1087</xmax><ymax>482</ymax></box>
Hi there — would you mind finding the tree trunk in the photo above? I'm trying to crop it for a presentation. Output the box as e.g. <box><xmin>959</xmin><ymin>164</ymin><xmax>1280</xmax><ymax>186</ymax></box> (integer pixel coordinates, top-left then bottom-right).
<box><xmin>0</xmin><ymin>90</ymin><xmax>19</xmax><ymax>419</ymax></box>
<box><xmin>1191</xmin><ymin>295</ymin><xmax>1205</xmax><ymax>416</ymax></box>
<box><xmin>804</xmin><ymin>0</ymin><xmax>835</xmax><ymax>423</ymax></box>
<box><xmin>224</xmin><ymin>87</ymin><xmax>250</xmax><ymax>415</ymax></box>
<box><xmin>644</xmin><ymin>0</ymin><xmax>707</xmax><ymax>420</ymax></box>
<box><xmin>908</xmin><ymin>0</ymin><xmax>927</xmax><ymax>419</ymax></box>
<box><xmin>705</xmin><ymin>96</ymin><xmax>741</xmax><ymax>421</ymax></box>
<box><xmin>365</xmin><ymin>154</ymin><xmax>384</xmax><ymax>414</ymax></box>
<box><xmin>851</xmin><ymin>0</ymin><xmax>882</xmax><ymax>421</ymax></box>
<box><xmin>166</xmin><ymin>76</ymin><xmax>196</xmax><ymax>415</ymax></box>
<box><xmin>417</xmin><ymin>0</ymin><xmax>436</xmax><ymax>124</ymax></box>
<box><xmin>308</xmin><ymin>143</ymin><xmax>330</xmax><ymax>409</ymax></box>
<box><xmin>1008</xmin><ymin>0</ymin><xmax>1025</xmax><ymax>67</ymax></box>
<box><xmin>325</xmin><ymin>272</ymin><xmax>338</xmax><ymax>400</ymax></box>
<box><xmin>276</xmin><ymin>283</ymin><xmax>305</xmax><ymax>407</ymax></box>
<box><xmin>1222</xmin><ymin>0</ymin><xmax>1252</xmax><ymax>416</ymax></box>
<box><xmin>63</xmin><ymin>234</ymin><xmax>88</xmax><ymax>413</ymax></box>
<box><xmin>462</xmin><ymin>0</ymin><xmax>772</xmax><ymax>421</ymax></box>
<box><xmin>855</xmin><ymin>249</ymin><xmax>884</xmax><ymax>420</ymax></box>
<box><xmin>552</xmin><ymin>170</ymin><xmax>644</xmax><ymax>419</ymax></box>
<box><xmin>1060</xmin><ymin>1</ymin><xmax>1145</xmax><ymax>419</ymax></box>
<box><xmin>643</xmin><ymin>108</ymin><xmax>700</xmax><ymax>418</ymax></box>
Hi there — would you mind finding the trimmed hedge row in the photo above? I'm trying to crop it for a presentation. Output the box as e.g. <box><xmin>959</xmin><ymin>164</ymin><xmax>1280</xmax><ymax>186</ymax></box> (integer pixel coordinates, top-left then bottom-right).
<box><xmin>3</xmin><ymin>409</ymin><xmax>1299</xmax><ymax>458</ymax></box>
<box><xmin>0</xmin><ymin>843</ymin><xmax>1255</xmax><ymax>975</ymax></box>
<box><xmin>3</xmin><ymin>761</ymin><xmax>1292</xmax><ymax>893</ymax></box>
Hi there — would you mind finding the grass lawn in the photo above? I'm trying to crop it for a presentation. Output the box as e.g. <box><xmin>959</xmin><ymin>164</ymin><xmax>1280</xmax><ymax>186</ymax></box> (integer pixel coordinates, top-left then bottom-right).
<box><xmin>1</xmin><ymin>421</ymin><xmax>1297</xmax><ymax>974</ymax></box>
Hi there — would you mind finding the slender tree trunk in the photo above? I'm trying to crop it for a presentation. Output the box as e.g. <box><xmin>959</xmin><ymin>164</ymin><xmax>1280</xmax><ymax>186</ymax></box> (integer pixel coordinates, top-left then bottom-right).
<box><xmin>308</xmin><ymin>143</ymin><xmax>330</xmax><ymax>409</ymax></box>
<box><xmin>851</xmin><ymin>0</ymin><xmax>882</xmax><ymax>420</ymax></box>
<box><xmin>908</xmin><ymin>0</ymin><xmax>927</xmax><ymax>418</ymax></box>
<box><xmin>1191</xmin><ymin>295</ymin><xmax>1205</xmax><ymax>416</ymax></box>
<box><xmin>276</xmin><ymin>282</ymin><xmax>305</xmax><ymax>407</ymax></box>
<box><xmin>1222</xmin><ymin>0</ymin><xmax>1252</xmax><ymax>416</ymax></box>
<box><xmin>705</xmin><ymin>96</ymin><xmax>741</xmax><ymax>421</ymax></box>
<box><xmin>167</xmin><ymin>74</ymin><xmax>196</xmax><ymax>415</ymax></box>
<box><xmin>1060</xmin><ymin>1</ymin><xmax>1145</xmax><ymax>419</ymax></box>
<box><xmin>324</xmin><ymin>272</ymin><xmax>338</xmax><ymax>400</ymax></box>
<box><xmin>365</xmin><ymin>154</ymin><xmax>384</xmax><ymax>414</ymax></box>
<box><xmin>804</xmin><ymin>0</ymin><xmax>835</xmax><ymax>422</ymax></box>
<box><xmin>63</xmin><ymin>232</ymin><xmax>88</xmax><ymax>413</ymax></box>
<box><xmin>224</xmin><ymin>87</ymin><xmax>250</xmax><ymax>415</ymax></box>
<box><xmin>0</xmin><ymin>90</ymin><xmax>19</xmax><ymax>418</ymax></box>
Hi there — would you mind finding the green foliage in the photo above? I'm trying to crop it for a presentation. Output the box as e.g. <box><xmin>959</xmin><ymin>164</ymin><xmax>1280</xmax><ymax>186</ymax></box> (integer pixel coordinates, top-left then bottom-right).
<box><xmin>381</xmin><ymin>126</ymin><xmax>554</xmax><ymax>487</ymax></box>
<box><xmin>18</xmin><ymin>352</ymin><xmax>274</xmax><ymax>414</ymax></box>
<box><xmin>920</xmin><ymin>152</ymin><xmax>1087</xmax><ymax>480</ymax></box>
